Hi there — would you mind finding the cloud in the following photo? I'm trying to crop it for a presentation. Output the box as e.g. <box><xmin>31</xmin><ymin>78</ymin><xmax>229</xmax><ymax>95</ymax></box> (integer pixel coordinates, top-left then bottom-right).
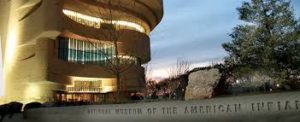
<box><xmin>149</xmin><ymin>0</ymin><xmax>300</xmax><ymax>79</ymax></box>
<box><xmin>149</xmin><ymin>59</ymin><xmax>223</xmax><ymax>80</ymax></box>
<box><xmin>148</xmin><ymin>0</ymin><xmax>244</xmax><ymax>79</ymax></box>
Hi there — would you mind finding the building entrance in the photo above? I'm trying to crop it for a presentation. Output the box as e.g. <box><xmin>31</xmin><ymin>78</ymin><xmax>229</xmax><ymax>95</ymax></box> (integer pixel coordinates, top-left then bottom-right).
<box><xmin>55</xmin><ymin>92</ymin><xmax>101</xmax><ymax>103</ymax></box>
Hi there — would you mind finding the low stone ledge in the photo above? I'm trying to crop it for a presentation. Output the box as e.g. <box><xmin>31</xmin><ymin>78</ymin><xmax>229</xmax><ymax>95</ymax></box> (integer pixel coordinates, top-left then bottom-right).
<box><xmin>20</xmin><ymin>91</ymin><xmax>300</xmax><ymax>122</ymax></box>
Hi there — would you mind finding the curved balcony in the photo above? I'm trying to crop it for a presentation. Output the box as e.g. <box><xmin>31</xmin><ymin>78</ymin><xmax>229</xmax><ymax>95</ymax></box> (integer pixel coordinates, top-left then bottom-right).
<box><xmin>63</xmin><ymin>0</ymin><xmax>163</xmax><ymax>31</ymax></box>
<box><xmin>82</xmin><ymin>0</ymin><xmax>163</xmax><ymax>30</ymax></box>
<box><xmin>61</xmin><ymin>14</ymin><xmax>150</xmax><ymax>63</ymax></box>
<box><xmin>62</xmin><ymin>9</ymin><xmax>148</xmax><ymax>34</ymax></box>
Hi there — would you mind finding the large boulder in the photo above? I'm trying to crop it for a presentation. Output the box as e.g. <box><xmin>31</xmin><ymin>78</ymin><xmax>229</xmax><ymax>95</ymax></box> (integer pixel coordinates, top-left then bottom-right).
<box><xmin>185</xmin><ymin>68</ymin><xmax>221</xmax><ymax>100</ymax></box>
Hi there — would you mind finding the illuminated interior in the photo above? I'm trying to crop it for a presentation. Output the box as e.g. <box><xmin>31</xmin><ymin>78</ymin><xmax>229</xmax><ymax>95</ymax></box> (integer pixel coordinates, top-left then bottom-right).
<box><xmin>62</xmin><ymin>9</ymin><xmax>149</xmax><ymax>34</ymax></box>
<box><xmin>58</xmin><ymin>36</ymin><xmax>140</xmax><ymax>65</ymax></box>
<box><xmin>53</xmin><ymin>76</ymin><xmax>117</xmax><ymax>102</ymax></box>
<box><xmin>66</xmin><ymin>76</ymin><xmax>116</xmax><ymax>93</ymax></box>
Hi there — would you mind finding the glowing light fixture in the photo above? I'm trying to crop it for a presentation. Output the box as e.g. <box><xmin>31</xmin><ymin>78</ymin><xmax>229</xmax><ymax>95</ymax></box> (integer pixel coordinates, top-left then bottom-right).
<box><xmin>62</xmin><ymin>9</ymin><xmax>147</xmax><ymax>34</ymax></box>
<box><xmin>63</xmin><ymin>9</ymin><xmax>102</xmax><ymax>23</ymax></box>
<box><xmin>24</xmin><ymin>84</ymin><xmax>40</xmax><ymax>101</ymax></box>
<box><xmin>101</xmin><ymin>86</ymin><xmax>115</xmax><ymax>93</ymax></box>
<box><xmin>112</xmin><ymin>20</ymin><xmax>145</xmax><ymax>33</ymax></box>
<box><xmin>6</xmin><ymin>26</ymin><xmax>17</xmax><ymax>65</ymax></box>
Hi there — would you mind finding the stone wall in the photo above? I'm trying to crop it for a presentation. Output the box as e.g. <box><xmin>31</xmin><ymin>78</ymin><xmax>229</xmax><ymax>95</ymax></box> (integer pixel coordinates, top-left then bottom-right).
<box><xmin>18</xmin><ymin>91</ymin><xmax>300</xmax><ymax>122</ymax></box>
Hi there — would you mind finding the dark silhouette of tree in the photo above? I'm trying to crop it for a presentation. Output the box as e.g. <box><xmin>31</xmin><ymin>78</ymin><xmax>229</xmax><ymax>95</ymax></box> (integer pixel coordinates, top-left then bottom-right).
<box><xmin>222</xmin><ymin>0</ymin><xmax>300</xmax><ymax>86</ymax></box>
<box><xmin>166</xmin><ymin>58</ymin><xmax>191</xmax><ymax>99</ymax></box>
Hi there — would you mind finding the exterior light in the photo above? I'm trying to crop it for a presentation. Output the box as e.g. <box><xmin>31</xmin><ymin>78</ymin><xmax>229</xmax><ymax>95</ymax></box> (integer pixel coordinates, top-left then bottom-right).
<box><xmin>62</xmin><ymin>9</ymin><xmax>103</xmax><ymax>23</ymax></box>
<box><xmin>236</xmin><ymin>79</ymin><xmax>240</xmax><ymax>84</ymax></box>
<box><xmin>62</xmin><ymin>9</ymin><xmax>102</xmax><ymax>28</ymax></box>
<box><xmin>24</xmin><ymin>84</ymin><xmax>41</xmax><ymax>103</ymax></box>
<box><xmin>112</xmin><ymin>20</ymin><xmax>145</xmax><ymax>33</ymax></box>
<box><xmin>101</xmin><ymin>86</ymin><xmax>114</xmax><ymax>93</ymax></box>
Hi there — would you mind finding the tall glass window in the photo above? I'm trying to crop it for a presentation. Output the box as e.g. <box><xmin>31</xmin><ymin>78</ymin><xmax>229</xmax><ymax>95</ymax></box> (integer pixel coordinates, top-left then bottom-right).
<box><xmin>58</xmin><ymin>37</ymin><xmax>140</xmax><ymax>66</ymax></box>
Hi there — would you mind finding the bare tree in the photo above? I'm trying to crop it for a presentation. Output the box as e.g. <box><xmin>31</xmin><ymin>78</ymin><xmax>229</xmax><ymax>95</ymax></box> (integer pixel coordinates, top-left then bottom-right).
<box><xmin>93</xmin><ymin>0</ymin><xmax>143</xmax><ymax>102</ymax></box>
<box><xmin>142</xmin><ymin>63</ymin><xmax>152</xmax><ymax>82</ymax></box>
<box><xmin>142</xmin><ymin>63</ymin><xmax>153</xmax><ymax>98</ymax></box>
<box><xmin>167</xmin><ymin>58</ymin><xmax>191</xmax><ymax>78</ymax></box>
<box><xmin>166</xmin><ymin>58</ymin><xmax>191</xmax><ymax>99</ymax></box>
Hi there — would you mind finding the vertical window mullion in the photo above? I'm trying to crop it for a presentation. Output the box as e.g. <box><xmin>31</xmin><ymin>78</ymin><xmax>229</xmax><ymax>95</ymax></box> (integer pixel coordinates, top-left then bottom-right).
<box><xmin>82</xmin><ymin>41</ymin><xmax>84</xmax><ymax>64</ymax></box>
<box><xmin>75</xmin><ymin>39</ymin><xmax>78</xmax><ymax>62</ymax></box>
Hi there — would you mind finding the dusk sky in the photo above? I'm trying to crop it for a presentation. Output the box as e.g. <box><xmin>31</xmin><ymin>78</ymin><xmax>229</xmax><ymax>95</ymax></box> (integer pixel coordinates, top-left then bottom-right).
<box><xmin>0</xmin><ymin>0</ymin><xmax>300</xmax><ymax>96</ymax></box>
<box><xmin>148</xmin><ymin>0</ymin><xmax>300</xmax><ymax>80</ymax></box>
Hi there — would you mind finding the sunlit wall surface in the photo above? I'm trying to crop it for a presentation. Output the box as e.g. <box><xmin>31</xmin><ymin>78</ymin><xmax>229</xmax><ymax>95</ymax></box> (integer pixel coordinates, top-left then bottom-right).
<box><xmin>3</xmin><ymin>0</ymin><xmax>20</xmax><ymax>102</ymax></box>
<box><xmin>0</xmin><ymin>36</ymin><xmax>3</xmax><ymax>97</ymax></box>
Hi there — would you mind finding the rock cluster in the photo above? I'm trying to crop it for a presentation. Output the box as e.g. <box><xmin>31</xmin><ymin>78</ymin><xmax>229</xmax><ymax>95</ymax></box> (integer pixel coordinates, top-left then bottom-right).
<box><xmin>185</xmin><ymin>68</ymin><xmax>221</xmax><ymax>100</ymax></box>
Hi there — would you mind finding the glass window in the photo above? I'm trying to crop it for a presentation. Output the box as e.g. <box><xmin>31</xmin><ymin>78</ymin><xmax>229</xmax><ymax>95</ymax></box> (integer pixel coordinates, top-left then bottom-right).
<box><xmin>58</xmin><ymin>37</ymin><xmax>139</xmax><ymax>66</ymax></box>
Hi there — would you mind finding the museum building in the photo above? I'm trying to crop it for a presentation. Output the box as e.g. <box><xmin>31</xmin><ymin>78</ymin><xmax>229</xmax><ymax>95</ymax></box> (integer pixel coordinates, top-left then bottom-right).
<box><xmin>0</xmin><ymin>0</ymin><xmax>163</xmax><ymax>103</ymax></box>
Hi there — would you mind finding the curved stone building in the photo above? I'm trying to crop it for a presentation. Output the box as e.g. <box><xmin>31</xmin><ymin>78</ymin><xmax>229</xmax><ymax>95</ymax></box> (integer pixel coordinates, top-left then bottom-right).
<box><xmin>0</xmin><ymin>0</ymin><xmax>163</xmax><ymax>103</ymax></box>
